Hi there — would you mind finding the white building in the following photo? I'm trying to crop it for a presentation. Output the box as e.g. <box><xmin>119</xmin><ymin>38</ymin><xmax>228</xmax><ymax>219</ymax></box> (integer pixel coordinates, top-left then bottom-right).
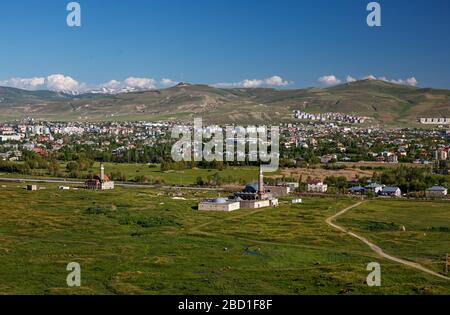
<box><xmin>365</xmin><ymin>183</ymin><xmax>384</xmax><ymax>194</ymax></box>
<box><xmin>425</xmin><ymin>186</ymin><xmax>448</xmax><ymax>198</ymax></box>
<box><xmin>379</xmin><ymin>186</ymin><xmax>402</xmax><ymax>197</ymax></box>
<box><xmin>307</xmin><ymin>180</ymin><xmax>328</xmax><ymax>193</ymax></box>
<box><xmin>434</xmin><ymin>149</ymin><xmax>448</xmax><ymax>161</ymax></box>
<box><xmin>0</xmin><ymin>134</ymin><xmax>21</xmax><ymax>142</ymax></box>
<box><xmin>419</xmin><ymin>118</ymin><xmax>450</xmax><ymax>125</ymax></box>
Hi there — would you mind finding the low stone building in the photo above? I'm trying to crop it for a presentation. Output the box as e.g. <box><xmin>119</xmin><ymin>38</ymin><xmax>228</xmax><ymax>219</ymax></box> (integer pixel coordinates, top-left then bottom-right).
<box><xmin>239</xmin><ymin>198</ymin><xmax>278</xmax><ymax>209</ymax></box>
<box><xmin>266</xmin><ymin>185</ymin><xmax>290</xmax><ymax>197</ymax></box>
<box><xmin>198</xmin><ymin>198</ymin><xmax>241</xmax><ymax>212</ymax></box>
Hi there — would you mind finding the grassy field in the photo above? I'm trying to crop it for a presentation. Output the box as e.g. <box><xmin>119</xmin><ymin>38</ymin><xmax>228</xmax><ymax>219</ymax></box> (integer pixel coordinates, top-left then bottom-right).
<box><xmin>84</xmin><ymin>163</ymin><xmax>265</xmax><ymax>186</ymax></box>
<box><xmin>0</xmin><ymin>182</ymin><xmax>449</xmax><ymax>295</ymax></box>
<box><xmin>0</xmin><ymin>163</ymin><xmax>269</xmax><ymax>186</ymax></box>
<box><xmin>336</xmin><ymin>200</ymin><xmax>450</xmax><ymax>275</ymax></box>
<box><xmin>3</xmin><ymin>161</ymin><xmax>425</xmax><ymax>186</ymax></box>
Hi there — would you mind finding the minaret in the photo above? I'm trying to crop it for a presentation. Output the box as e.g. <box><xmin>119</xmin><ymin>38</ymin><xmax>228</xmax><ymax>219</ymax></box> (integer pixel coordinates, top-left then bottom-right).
<box><xmin>100</xmin><ymin>163</ymin><xmax>105</xmax><ymax>183</ymax></box>
<box><xmin>258</xmin><ymin>165</ymin><xmax>264</xmax><ymax>199</ymax></box>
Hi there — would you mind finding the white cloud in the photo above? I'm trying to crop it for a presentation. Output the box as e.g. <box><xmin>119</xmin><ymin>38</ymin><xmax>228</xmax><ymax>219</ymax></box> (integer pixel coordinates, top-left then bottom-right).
<box><xmin>264</xmin><ymin>75</ymin><xmax>289</xmax><ymax>86</ymax></box>
<box><xmin>405</xmin><ymin>77</ymin><xmax>418</xmax><ymax>87</ymax></box>
<box><xmin>92</xmin><ymin>77</ymin><xmax>161</xmax><ymax>93</ymax></box>
<box><xmin>160</xmin><ymin>78</ymin><xmax>178</xmax><ymax>87</ymax></box>
<box><xmin>123</xmin><ymin>77</ymin><xmax>156</xmax><ymax>90</ymax></box>
<box><xmin>363</xmin><ymin>75</ymin><xmax>377</xmax><ymax>80</ymax></box>
<box><xmin>318</xmin><ymin>75</ymin><xmax>341</xmax><ymax>86</ymax></box>
<box><xmin>213</xmin><ymin>75</ymin><xmax>290</xmax><ymax>88</ymax></box>
<box><xmin>0</xmin><ymin>75</ymin><xmax>168</xmax><ymax>94</ymax></box>
<box><xmin>346</xmin><ymin>75</ymin><xmax>357</xmax><ymax>83</ymax></box>
<box><xmin>100</xmin><ymin>80</ymin><xmax>121</xmax><ymax>89</ymax></box>
<box><xmin>242</xmin><ymin>79</ymin><xmax>264</xmax><ymax>88</ymax></box>
<box><xmin>46</xmin><ymin>74</ymin><xmax>82</xmax><ymax>93</ymax></box>
<box><xmin>0</xmin><ymin>77</ymin><xmax>46</xmax><ymax>90</ymax></box>
<box><xmin>362</xmin><ymin>75</ymin><xmax>418</xmax><ymax>87</ymax></box>
<box><xmin>1</xmin><ymin>74</ymin><xmax>83</xmax><ymax>93</ymax></box>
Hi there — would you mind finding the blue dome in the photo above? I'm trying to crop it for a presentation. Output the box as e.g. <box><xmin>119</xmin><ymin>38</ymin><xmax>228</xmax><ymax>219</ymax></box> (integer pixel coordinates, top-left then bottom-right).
<box><xmin>243</xmin><ymin>183</ymin><xmax>259</xmax><ymax>193</ymax></box>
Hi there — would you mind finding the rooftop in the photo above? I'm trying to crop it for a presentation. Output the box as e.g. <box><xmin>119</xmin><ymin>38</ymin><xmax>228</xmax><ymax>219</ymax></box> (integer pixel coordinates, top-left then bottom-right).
<box><xmin>426</xmin><ymin>186</ymin><xmax>447</xmax><ymax>191</ymax></box>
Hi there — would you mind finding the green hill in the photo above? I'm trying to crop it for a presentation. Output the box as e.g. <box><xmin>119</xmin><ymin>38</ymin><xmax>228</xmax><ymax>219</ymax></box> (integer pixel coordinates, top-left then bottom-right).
<box><xmin>0</xmin><ymin>80</ymin><xmax>449</xmax><ymax>125</ymax></box>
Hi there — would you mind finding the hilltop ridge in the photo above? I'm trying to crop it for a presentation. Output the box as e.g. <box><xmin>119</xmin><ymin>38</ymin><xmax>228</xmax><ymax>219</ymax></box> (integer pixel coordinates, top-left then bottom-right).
<box><xmin>0</xmin><ymin>80</ymin><xmax>449</xmax><ymax>125</ymax></box>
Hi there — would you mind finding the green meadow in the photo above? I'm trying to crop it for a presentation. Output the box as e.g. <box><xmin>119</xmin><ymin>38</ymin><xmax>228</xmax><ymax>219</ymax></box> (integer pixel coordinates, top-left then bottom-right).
<box><xmin>0</xmin><ymin>183</ymin><xmax>449</xmax><ymax>295</ymax></box>
<box><xmin>336</xmin><ymin>200</ymin><xmax>450</xmax><ymax>275</ymax></box>
<box><xmin>0</xmin><ymin>163</ymin><xmax>268</xmax><ymax>186</ymax></box>
<box><xmin>85</xmin><ymin>163</ymin><xmax>266</xmax><ymax>186</ymax></box>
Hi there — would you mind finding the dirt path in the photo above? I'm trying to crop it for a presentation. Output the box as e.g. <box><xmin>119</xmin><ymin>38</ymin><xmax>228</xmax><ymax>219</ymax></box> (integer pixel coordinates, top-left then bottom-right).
<box><xmin>326</xmin><ymin>201</ymin><xmax>450</xmax><ymax>282</ymax></box>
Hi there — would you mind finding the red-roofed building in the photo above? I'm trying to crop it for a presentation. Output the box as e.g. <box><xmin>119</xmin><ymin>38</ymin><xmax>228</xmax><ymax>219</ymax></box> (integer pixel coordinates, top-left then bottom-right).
<box><xmin>32</xmin><ymin>147</ymin><xmax>47</xmax><ymax>157</ymax></box>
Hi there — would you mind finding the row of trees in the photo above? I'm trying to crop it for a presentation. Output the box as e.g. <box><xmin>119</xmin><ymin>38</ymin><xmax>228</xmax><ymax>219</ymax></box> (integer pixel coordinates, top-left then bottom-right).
<box><xmin>322</xmin><ymin>166</ymin><xmax>450</xmax><ymax>194</ymax></box>
<box><xmin>0</xmin><ymin>151</ymin><xmax>62</xmax><ymax>176</ymax></box>
<box><xmin>375</xmin><ymin>166</ymin><xmax>450</xmax><ymax>193</ymax></box>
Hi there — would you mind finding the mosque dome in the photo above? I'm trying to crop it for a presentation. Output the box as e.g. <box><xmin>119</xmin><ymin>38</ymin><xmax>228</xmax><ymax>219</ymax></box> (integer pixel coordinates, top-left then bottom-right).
<box><xmin>212</xmin><ymin>198</ymin><xmax>228</xmax><ymax>204</ymax></box>
<box><xmin>243</xmin><ymin>183</ymin><xmax>259</xmax><ymax>193</ymax></box>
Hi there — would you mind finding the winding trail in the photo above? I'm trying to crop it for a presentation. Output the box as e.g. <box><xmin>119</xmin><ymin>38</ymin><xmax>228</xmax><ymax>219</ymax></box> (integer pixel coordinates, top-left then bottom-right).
<box><xmin>326</xmin><ymin>201</ymin><xmax>450</xmax><ymax>282</ymax></box>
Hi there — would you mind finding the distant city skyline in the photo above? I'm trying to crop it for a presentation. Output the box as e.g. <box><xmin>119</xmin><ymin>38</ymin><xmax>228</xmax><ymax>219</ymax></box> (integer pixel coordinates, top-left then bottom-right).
<box><xmin>1</xmin><ymin>0</ymin><xmax>450</xmax><ymax>92</ymax></box>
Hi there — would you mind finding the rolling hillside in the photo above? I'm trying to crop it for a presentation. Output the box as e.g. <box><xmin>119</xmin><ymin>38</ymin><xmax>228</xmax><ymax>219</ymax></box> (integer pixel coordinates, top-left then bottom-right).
<box><xmin>0</xmin><ymin>80</ymin><xmax>449</xmax><ymax>125</ymax></box>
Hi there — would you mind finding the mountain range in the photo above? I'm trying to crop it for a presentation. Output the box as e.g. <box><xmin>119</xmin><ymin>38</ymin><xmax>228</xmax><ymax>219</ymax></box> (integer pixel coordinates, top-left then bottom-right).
<box><xmin>0</xmin><ymin>80</ymin><xmax>449</xmax><ymax>126</ymax></box>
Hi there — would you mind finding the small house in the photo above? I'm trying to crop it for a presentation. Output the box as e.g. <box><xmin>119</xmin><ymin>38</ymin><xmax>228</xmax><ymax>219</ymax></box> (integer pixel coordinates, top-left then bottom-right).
<box><xmin>307</xmin><ymin>179</ymin><xmax>328</xmax><ymax>193</ymax></box>
<box><xmin>348</xmin><ymin>186</ymin><xmax>366</xmax><ymax>195</ymax></box>
<box><xmin>379</xmin><ymin>186</ymin><xmax>401</xmax><ymax>197</ymax></box>
<box><xmin>365</xmin><ymin>183</ymin><xmax>384</xmax><ymax>194</ymax></box>
<box><xmin>425</xmin><ymin>186</ymin><xmax>448</xmax><ymax>198</ymax></box>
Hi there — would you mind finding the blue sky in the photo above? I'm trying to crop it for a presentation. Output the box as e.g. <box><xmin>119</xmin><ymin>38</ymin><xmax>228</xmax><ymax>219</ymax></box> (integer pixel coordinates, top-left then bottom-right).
<box><xmin>0</xmin><ymin>0</ymin><xmax>449</xmax><ymax>91</ymax></box>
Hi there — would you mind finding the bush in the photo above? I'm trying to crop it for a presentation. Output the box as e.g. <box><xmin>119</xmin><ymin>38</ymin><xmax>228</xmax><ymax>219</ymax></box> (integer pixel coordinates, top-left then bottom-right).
<box><xmin>119</xmin><ymin>215</ymin><xmax>179</xmax><ymax>228</ymax></box>
<box><xmin>84</xmin><ymin>206</ymin><xmax>111</xmax><ymax>215</ymax></box>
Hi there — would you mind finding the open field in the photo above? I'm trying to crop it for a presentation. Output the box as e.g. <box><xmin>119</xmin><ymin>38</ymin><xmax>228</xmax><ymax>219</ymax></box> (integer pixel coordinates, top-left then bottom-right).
<box><xmin>2</xmin><ymin>161</ymin><xmax>427</xmax><ymax>186</ymax></box>
<box><xmin>336</xmin><ymin>200</ymin><xmax>450</xmax><ymax>275</ymax></box>
<box><xmin>335</xmin><ymin>161</ymin><xmax>428</xmax><ymax>169</ymax></box>
<box><xmin>280</xmin><ymin>167</ymin><xmax>374</xmax><ymax>182</ymax></box>
<box><xmin>0</xmin><ymin>163</ymin><xmax>269</xmax><ymax>186</ymax></box>
<box><xmin>84</xmin><ymin>163</ymin><xmax>266</xmax><ymax>186</ymax></box>
<box><xmin>0</xmin><ymin>182</ymin><xmax>449</xmax><ymax>295</ymax></box>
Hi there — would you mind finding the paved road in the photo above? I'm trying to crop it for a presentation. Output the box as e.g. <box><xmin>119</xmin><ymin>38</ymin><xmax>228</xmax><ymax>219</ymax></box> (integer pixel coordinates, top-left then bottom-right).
<box><xmin>326</xmin><ymin>201</ymin><xmax>450</xmax><ymax>281</ymax></box>
<box><xmin>0</xmin><ymin>177</ymin><xmax>223</xmax><ymax>191</ymax></box>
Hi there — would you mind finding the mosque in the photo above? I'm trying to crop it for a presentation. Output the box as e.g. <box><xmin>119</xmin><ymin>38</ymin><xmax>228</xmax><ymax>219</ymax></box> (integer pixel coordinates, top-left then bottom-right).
<box><xmin>198</xmin><ymin>166</ymin><xmax>279</xmax><ymax>211</ymax></box>
<box><xmin>84</xmin><ymin>163</ymin><xmax>115</xmax><ymax>190</ymax></box>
